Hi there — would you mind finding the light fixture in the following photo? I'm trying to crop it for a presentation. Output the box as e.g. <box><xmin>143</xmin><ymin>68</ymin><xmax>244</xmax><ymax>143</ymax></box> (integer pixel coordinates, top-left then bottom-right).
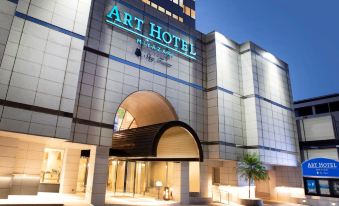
<box><xmin>163</xmin><ymin>186</ymin><xmax>170</xmax><ymax>200</ymax></box>
<box><xmin>155</xmin><ymin>180</ymin><xmax>163</xmax><ymax>200</ymax></box>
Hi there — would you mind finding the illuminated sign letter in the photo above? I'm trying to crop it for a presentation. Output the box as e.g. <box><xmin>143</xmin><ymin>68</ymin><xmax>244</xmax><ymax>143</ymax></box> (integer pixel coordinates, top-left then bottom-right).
<box><xmin>123</xmin><ymin>12</ymin><xmax>133</xmax><ymax>28</ymax></box>
<box><xmin>106</xmin><ymin>5</ymin><xmax>121</xmax><ymax>23</ymax></box>
<box><xmin>181</xmin><ymin>39</ymin><xmax>188</xmax><ymax>52</ymax></box>
<box><xmin>172</xmin><ymin>35</ymin><xmax>180</xmax><ymax>48</ymax></box>
<box><xmin>134</xmin><ymin>17</ymin><xmax>144</xmax><ymax>31</ymax></box>
<box><xmin>149</xmin><ymin>22</ymin><xmax>162</xmax><ymax>41</ymax></box>
<box><xmin>190</xmin><ymin>44</ymin><xmax>196</xmax><ymax>55</ymax></box>
<box><xmin>162</xmin><ymin>31</ymin><xmax>172</xmax><ymax>44</ymax></box>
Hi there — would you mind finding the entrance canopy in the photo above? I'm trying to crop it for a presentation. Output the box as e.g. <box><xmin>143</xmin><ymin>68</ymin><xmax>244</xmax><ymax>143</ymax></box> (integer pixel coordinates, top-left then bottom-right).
<box><xmin>110</xmin><ymin>121</ymin><xmax>203</xmax><ymax>161</ymax></box>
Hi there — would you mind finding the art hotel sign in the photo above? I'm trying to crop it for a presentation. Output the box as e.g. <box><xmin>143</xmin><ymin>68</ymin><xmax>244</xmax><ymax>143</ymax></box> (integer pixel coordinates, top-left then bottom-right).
<box><xmin>302</xmin><ymin>158</ymin><xmax>339</xmax><ymax>198</ymax></box>
<box><xmin>106</xmin><ymin>5</ymin><xmax>197</xmax><ymax>60</ymax></box>
<box><xmin>302</xmin><ymin>158</ymin><xmax>339</xmax><ymax>178</ymax></box>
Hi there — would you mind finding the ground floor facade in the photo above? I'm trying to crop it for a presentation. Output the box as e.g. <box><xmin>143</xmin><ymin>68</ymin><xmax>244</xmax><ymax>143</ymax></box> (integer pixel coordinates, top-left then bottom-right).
<box><xmin>0</xmin><ymin>130</ymin><xmax>306</xmax><ymax>206</ymax></box>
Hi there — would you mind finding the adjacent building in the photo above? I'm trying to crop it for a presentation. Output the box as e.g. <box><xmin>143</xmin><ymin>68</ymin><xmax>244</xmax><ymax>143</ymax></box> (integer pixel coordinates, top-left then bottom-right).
<box><xmin>0</xmin><ymin>0</ymin><xmax>302</xmax><ymax>205</ymax></box>
<box><xmin>295</xmin><ymin>94</ymin><xmax>339</xmax><ymax>206</ymax></box>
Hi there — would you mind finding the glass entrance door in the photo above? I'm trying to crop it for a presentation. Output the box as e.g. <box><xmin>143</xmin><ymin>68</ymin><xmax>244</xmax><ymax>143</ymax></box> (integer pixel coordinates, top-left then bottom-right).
<box><xmin>135</xmin><ymin>162</ymin><xmax>147</xmax><ymax>195</ymax></box>
<box><xmin>125</xmin><ymin>161</ymin><xmax>135</xmax><ymax>194</ymax></box>
<box><xmin>107</xmin><ymin>160</ymin><xmax>170</xmax><ymax>197</ymax></box>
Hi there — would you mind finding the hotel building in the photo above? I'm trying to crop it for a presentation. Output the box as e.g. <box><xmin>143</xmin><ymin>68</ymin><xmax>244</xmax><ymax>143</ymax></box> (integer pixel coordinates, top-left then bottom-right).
<box><xmin>0</xmin><ymin>0</ymin><xmax>303</xmax><ymax>205</ymax></box>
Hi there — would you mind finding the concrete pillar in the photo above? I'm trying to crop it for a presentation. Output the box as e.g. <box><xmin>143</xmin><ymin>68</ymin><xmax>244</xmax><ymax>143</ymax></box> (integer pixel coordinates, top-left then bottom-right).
<box><xmin>85</xmin><ymin>146</ymin><xmax>109</xmax><ymax>206</ymax></box>
<box><xmin>199</xmin><ymin>160</ymin><xmax>210</xmax><ymax>198</ymax></box>
<box><xmin>59</xmin><ymin>149</ymin><xmax>81</xmax><ymax>194</ymax></box>
<box><xmin>0</xmin><ymin>137</ymin><xmax>17</xmax><ymax>198</ymax></box>
<box><xmin>172</xmin><ymin>162</ymin><xmax>190</xmax><ymax>204</ymax></box>
<box><xmin>11</xmin><ymin>141</ymin><xmax>44</xmax><ymax>195</ymax></box>
<box><xmin>180</xmin><ymin>162</ymin><xmax>190</xmax><ymax>204</ymax></box>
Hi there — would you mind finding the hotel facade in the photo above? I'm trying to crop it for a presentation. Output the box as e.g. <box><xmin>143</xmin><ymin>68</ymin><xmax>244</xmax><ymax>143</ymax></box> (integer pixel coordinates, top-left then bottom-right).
<box><xmin>0</xmin><ymin>0</ymin><xmax>303</xmax><ymax>205</ymax></box>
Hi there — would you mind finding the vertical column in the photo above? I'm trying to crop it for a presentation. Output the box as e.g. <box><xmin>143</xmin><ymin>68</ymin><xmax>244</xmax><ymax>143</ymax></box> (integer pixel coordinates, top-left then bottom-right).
<box><xmin>12</xmin><ymin>141</ymin><xmax>44</xmax><ymax>195</ymax></box>
<box><xmin>85</xmin><ymin>146</ymin><xmax>109</xmax><ymax>206</ymax></box>
<box><xmin>199</xmin><ymin>161</ymin><xmax>210</xmax><ymax>198</ymax></box>
<box><xmin>0</xmin><ymin>137</ymin><xmax>17</xmax><ymax>199</ymax></box>
<box><xmin>180</xmin><ymin>162</ymin><xmax>190</xmax><ymax>204</ymax></box>
<box><xmin>59</xmin><ymin>148</ymin><xmax>81</xmax><ymax>194</ymax></box>
<box><xmin>172</xmin><ymin>162</ymin><xmax>190</xmax><ymax>204</ymax></box>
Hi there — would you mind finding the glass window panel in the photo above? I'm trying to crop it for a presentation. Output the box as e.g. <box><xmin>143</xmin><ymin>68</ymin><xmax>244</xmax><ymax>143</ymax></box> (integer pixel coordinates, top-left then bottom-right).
<box><xmin>114</xmin><ymin>107</ymin><xmax>126</xmax><ymax>131</ymax></box>
<box><xmin>185</xmin><ymin>6</ymin><xmax>190</xmax><ymax>16</ymax></box>
<box><xmin>191</xmin><ymin>9</ymin><xmax>196</xmax><ymax>19</ymax></box>
<box><xmin>158</xmin><ymin>6</ymin><xmax>165</xmax><ymax>13</ymax></box>
<box><xmin>179</xmin><ymin>0</ymin><xmax>184</xmax><ymax>7</ymax></box>
<box><xmin>151</xmin><ymin>2</ymin><xmax>157</xmax><ymax>9</ymax></box>
<box><xmin>120</xmin><ymin>111</ymin><xmax>135</xmax><ymax>130</ymax></box>
<box><xmin>40</xmin><ymin>148</ymin><xmax>64</xmax><ymax>184</ymax></box>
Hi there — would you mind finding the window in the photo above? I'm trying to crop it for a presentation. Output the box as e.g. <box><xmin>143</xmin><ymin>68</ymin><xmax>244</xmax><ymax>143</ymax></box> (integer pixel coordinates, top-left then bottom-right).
<box><xmin>165</xmin><ymin>10</ymin><xmax>172</xmax><ymax>16</ymax></box>
<box><xmin>295</xmin><ymin>106</ymin><xmax>313</xmax><ymax>117</ymax></box>
<box><xmin>140</xmin><ymin>0</ymin><xmax>187</xmax><ymax>24</ymax></box>
<box><xmin>315</xmin><ymin>103</ymin><xmax>329</xmax><ymax>114</ymax></box>
<box><xmin>179</xmin><ymin>0</ymin><xmax>184</xmax><ymax>7</ymax></box>
<box><xmin>184</xmin><ymin>6</ymin><xmax>191</xmax><ymax>16</ymax></box>
<box><xmin>40</xmin><ymin>148</ymin><xmax>64</xmax><ymax>184</ymax></box>
<box><xmin>212</xmin><ymin>167</ymin><xmax>220</xmax><ymax>185</ymax></box>
<box><xmin>191</xmin><ymin>9</ymin><xmax>196</xmax><ymax>19</ymax></box>
<box><xmin>114</xmin><ymin>107</ymin><xmax>138</xmax><ymax>131</ymax></box>
<box><xmin>151</xmin><ymin>2</ymin><xmax>157</xmax><ymax>9</ymax></box>
<box><xmin>158</xmin><ymin>6</ymin><xmax>165</xmax><ymax>13</ymax></box>
<box><xmin>142</xmin><ymin>0</ymin><xmax>150</xmax><ymax>5</ymax></box>
<box><xmin>329</xmin><ymin>101</ymin><xmax>339</xmax><ymax>112</ymax></box>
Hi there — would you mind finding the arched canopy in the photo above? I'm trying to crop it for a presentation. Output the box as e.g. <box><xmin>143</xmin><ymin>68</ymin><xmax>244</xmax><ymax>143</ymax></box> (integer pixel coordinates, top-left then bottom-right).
<box><xmin>110</xmin><ymin>121</ymin><xmax>203</xmax><ymax>162</ymax></box>
<box><xmin>117</xmin><ymin>91</ymin><xmax>178</xmax><ymax>129</ymax></box>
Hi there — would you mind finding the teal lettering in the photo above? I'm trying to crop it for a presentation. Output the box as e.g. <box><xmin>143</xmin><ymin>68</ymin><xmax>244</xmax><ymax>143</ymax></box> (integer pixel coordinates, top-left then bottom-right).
<box><xmin>106</xmin><ymin>5</ymin><xmax>121</xmax><ymax>23</ymax></box>
<box><xmin>134</xmin><ymin>17</ymin><xmax>144</xmax><ymax>31</ymax></box>
<box><xmin>149</xmin><ymin>22</ymin><xmax>162</xmax><ymax>41</ymax></box>
<box><xmin>123</xmin><ymin>12</ymin><xmax>133</xmax><ymax>28</ymax></box>
<box><xmin>189</xmin><ymin>43</ymin><xmax>196</xmax><ymax>55</ymax></box>
<box><xmin>181</xmin><ymin>39</ymin><xmax>188</xmax><ymax>52</ymax></box>
<box><xmin>162</xmin><ymin>31</ymin><xmax>172</xmax><ymax>44</ymax></box>
<box><xmin>172</xmin><ymin>35</ymin><xmax>180</xmax><ymax>48</ymax></box>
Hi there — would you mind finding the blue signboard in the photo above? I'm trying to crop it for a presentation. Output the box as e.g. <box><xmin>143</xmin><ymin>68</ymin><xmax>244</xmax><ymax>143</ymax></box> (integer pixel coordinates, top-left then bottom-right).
<box><xmin>301</xmin><ymin>158</ymin><xmax>339</xmax><ymax>178</ymax></box>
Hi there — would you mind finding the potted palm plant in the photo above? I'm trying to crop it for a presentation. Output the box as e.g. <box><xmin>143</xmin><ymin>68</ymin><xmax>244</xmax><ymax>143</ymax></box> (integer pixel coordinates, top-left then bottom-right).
<box><xmin>238</xmin><ymin>153</ymin><xmax>269</xmax><ymax>206</ymax></box>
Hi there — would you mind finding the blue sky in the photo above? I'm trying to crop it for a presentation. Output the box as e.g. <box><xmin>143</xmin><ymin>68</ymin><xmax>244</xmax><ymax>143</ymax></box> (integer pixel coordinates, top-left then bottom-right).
<box><xmin>196</xmin><ymin>0</ymin><xmax>339</xmax><ymax>101</ymax></box>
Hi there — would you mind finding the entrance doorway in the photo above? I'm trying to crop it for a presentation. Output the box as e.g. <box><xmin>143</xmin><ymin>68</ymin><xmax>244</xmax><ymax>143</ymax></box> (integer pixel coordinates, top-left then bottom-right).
<box><xmin>107</xmin><ymin>91</ymin><xmax>204</xmax><ymax>204</ymax></box>
<box><xmin>107</xmin><ymin>160</ymin><xmax>174</xmax><ymax>198</ymax></box>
